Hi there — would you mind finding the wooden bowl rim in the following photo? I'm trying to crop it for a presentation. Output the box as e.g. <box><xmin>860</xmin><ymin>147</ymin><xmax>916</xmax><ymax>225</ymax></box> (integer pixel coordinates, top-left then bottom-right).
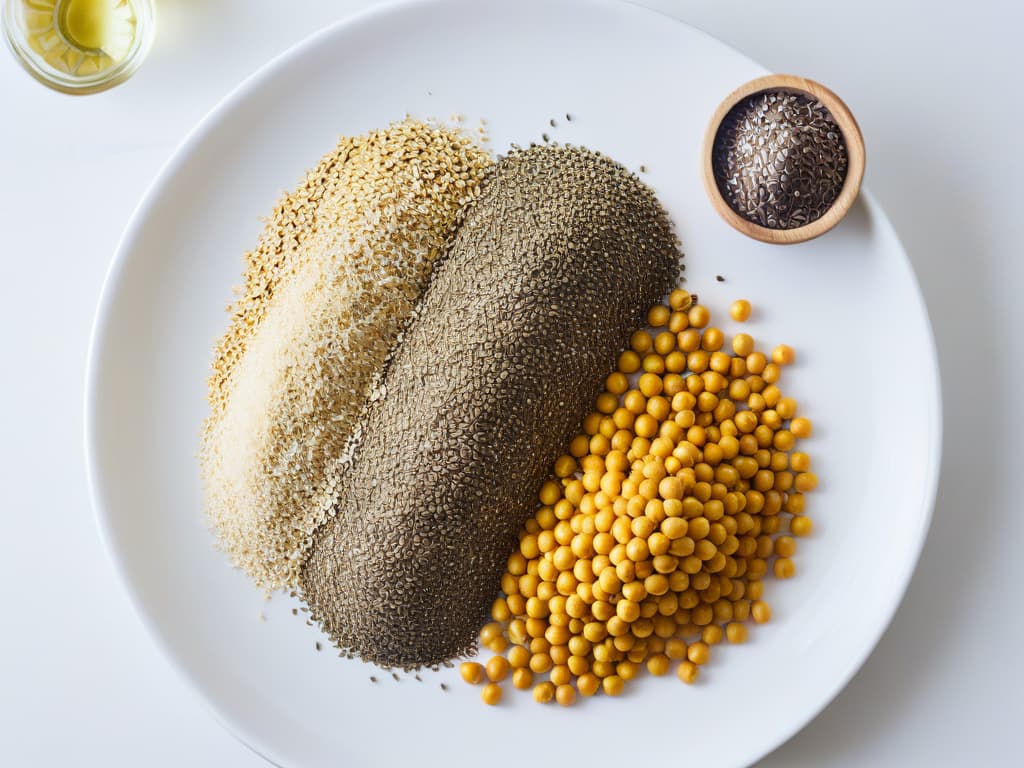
<box><xmin>701</xmin><ymin>74</ymin><xmax>866</xmax><ymax>245</ymax></box>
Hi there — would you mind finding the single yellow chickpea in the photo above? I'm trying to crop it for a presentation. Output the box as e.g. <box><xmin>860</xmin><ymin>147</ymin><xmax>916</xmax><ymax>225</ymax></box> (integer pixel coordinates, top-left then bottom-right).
<box><xmin>658</xmin><ymin>476</ymin><xmax>684</xmax><ymax>501</ymax></box>
<box><xmin>507</xmin><ymin>551</ymin><xmax>527</xmax><ymax>576</ymax></box>
<box><xmin>638</xmin><ymin>372</ymin><xmax>663</xmax><ymax>397</ymax></box>
<box><xmin>702</xmin><ymin>327</ymin><xmax>725</xmax><ymax>352</ymax></box>
<box><xmin>508</xmin><ymin>645</ymin><xmax>530</xmax><ymax>669</ymax></box>
<box><xmin>687</xmin><ymin>350</ymin><xmax>710</xmax><ymax>373</ymax></box>
<box><xmin>486</xmin><ymin>636</ymin><xmax>509</xmax><ymax>654</ymax></box>
<box><xmin>791</xmin><ymin>417</ymin><xmax>813</xmax><ymax>438</ymax></box>
<box><xmin>595</xmin><ymin>392</ymin><xmax>618</xmax><ymax>415</ymax></box>
<box><xmin>529</xmin><ymin>652</ymin><xmax>553</xmax><ymax>674</ymax></box>
<box><xmin>725</xmin><ymin>622</ymin><xmax>748</xmax><ymax>644</ymax></box>
<box><xmin>540</xmin><ymin>479</ymin><xmax>562</xmax><ymax>505</ymax></box>
<box><xmin>746</xmin><ymin>352</ymin><xmax>767</xmax><ymax>375</ymax></box>
<box><xmin>647</xmin><ymin>653</ymin><xmax>671</xmax><ymax>676</ymax></box>
<box><xmin>677</xmin><ymin>660</ymin><xmax>699</xmax><ymax>684</ymax></box>
<box><xmin>669</xmin><ymin>289</ymin><xmax>693</xmax><ymax>311</ymax></box>
<box><xmin>773</xmin><ymin>430</ymin><xmax>796</xmax><ymax>452</ymax></box>
<box><xmin>752</xmin><ymin>600</ymin><xmax>772</xmax><ymax>623</ymax></box>
<box><xmin>665</xmin><ymin>638</ymin><xmax>688</xmax><ymax>660</ymax></box>
<box><xmin>577</xmin><ymin>673</ymin><xmax>600</xmax><ymax>697</ymax></box>
<box><xmin>688</xmin><ymin>304</ymin><xmax>710</xmax><ymax>328</ymax></box>
<box><xmin>775</xmin><ymin>535</ymin><xmax>797</xmax><ymax>558</ymax></box>
<box><xmin>790</xmin><ymin>451</ymin><xmax>810</xmax><ymax>472</ymax></box>
<box><xmin>648</xmin><ymin>304</ymin><xmax>671</xmax><ymax>328</ymax></box>
<box><xmin>665</xmin><ymin>350</ymin><xmax>687</xmax><ymax>373</ymax></box>
<box><xmin>635</xmin><ymin>414</ymin><xmax>658</xmax><ymax>439</ymax></box>
<box><xmin>615</xmin><ymin>660</ymin><xmax>639</xmax><ymax>681</ymax></box>
<box><xmin>553</xmin><ymin>683</ymin><xmax>576</xmax><ymax>707</ymax></box>
<box><xmin>729</xmin><ymin>299</ymin><xmax>752</xmax><ymax>322</ymax></box>
<box><xmin>661</xmin><ymin>517</ymin><xmax>687</xmax><ymax>540</ymax></box>
<box><xmin>774</xmin><ymin>557</ymin><xmax>795</xmax><ymax>579</ymax></box>
<box><xmin>618</xmin><ymin>349</ymin><xmax>641</xmax><ymax>374</ymax></box>
<box><xmin>794</xmin><ymin>472</ymin><xmax>818</xmax><ymax>493</ymax></box>
<box><xmin>491</xmin><ymin>598</ymin><xmax>511</xmax><ymax>623</ymax></box>
<box><xmin>460</xmin><ymin>661</ymin><xmax>485</xmax><ymax>685</ymax></box>
<box><xmin>545</xmin><ymin>625</ymin><xmax>570</xmax><ymax>647</ymax></box>
<box><xmin>603</xmin><ymin>372</ymin><xmax>628</xmax><ymax>396</ymax></box>
<box><xmin>550</xmin><ymin>644</ymin><xmax>572</xmax><ymax>666</ymax></box>
<box><xmin>598</xmin><ymin>568</ymin><xmax>622</xmax><ymax>596</ymax></box>
<box><xmin>550</xmin><ymin>664</ymin><xmax>572</xmax><ymax>687</ymax></box>
<box><xmin>481</xmin><ymin>682</ymin><xmax>502</xmax><ymax>705</ymax></box>
<box><xmin>687</xmin><ymin>641</ymin><xmax>710</xmax><ymax>665</ymax></box>
<box><xmin>623</xmin><ymin>390</ymin><xmax>647</xmax><ymax>416</ymax></box>
<box><xmin>533</xmin><ymin>681</ymin><xmax>555</xmax><ymax>704</ymax></box>
<box><xmin>648</xmin><ymin>532</ymin><xmax>670</xmax><ymax>557</ymax></box>
<box><xmin>645</xmin><ymin>573</ymin><xmax>670</xmax><ymax>595</ymax></box>
<box><xmin>603</xmin><ymin>675</ymin><xmax>625</xmax><ymax>696</ymax></box>
<box><xmin>621</xmin><ymin>579</ymin><xmax>647</xmax><ymax>603</ymax></box>
<box><xmin>625</xmin><ymin>538</ymin><xmax>649</xmax><ymax>563</ymax></box>
<box><xmin>643</xmin><ymin>354</ymin><xmax>665</xmax><ymax>374</ymax></box>
<box><xmin>616</xmin><ymin>599</ymin><xmax>641</xmax><ymax>623</ymax></box>
<box><xmin>647</xmin><ymin>396</ymin><xmax>670</xmax><ymax>421</ymax></box>
<box><xmin>732</xmin><ymin>333</ymin><xmax>754</xmax><ymax>357</ymax></box>
<box><xmin>678</xmin><ymin>328</ymin><xmax>701</xmax><ymax>352</ymax></box>
<box><xmin>568</xmin><ymin>655</ymin><xmax>590</xmax><ymax>676</ymax></box>
<box><xmin>567</xmin><ymin>435</ymin><xmax>588</xmax><ymax>459</ymax></box>
<box><xmin>790</xmin><ymin>516</ymin><xmax>813</xmax><ymax>537</ymax></box>
<box><xmin>701</xmin><ymin>624</ymin><xmax>724</xmax><ymax>645</ymax></box>
<box><xmin>668</xmin><ymin>312</ymin><xmax>689</xmax><ymax>334</ymax></box>
<box><xmin>654</xmin><ymin>331</ymin><xmax>677</xmax><ymax>355</ymax></box>
<box><xmin>772</xmin><ymin>344</ymin><xmax>795</xmax><ymax>365</ymax></box>
<box><xmin>775</xmin><ymin>397</ymin><xmax>797</xmax><ymax>420</ymax></box>
<box><xmin>631</xmin><ymin>330</ymin><xmax>653</xmax><ymax>354</ymax></box>
<box><xmin>512</xmin><ymin>667</ymin><xmax>533</xmax><ymax>690</ymax></box>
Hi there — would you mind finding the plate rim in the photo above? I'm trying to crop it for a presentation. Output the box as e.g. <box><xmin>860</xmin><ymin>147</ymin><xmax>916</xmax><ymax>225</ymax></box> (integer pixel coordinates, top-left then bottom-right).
<box><xmin>83</xmin><ymin>0</ymin><xmax>943</xmax><ymax>765</ymax></box>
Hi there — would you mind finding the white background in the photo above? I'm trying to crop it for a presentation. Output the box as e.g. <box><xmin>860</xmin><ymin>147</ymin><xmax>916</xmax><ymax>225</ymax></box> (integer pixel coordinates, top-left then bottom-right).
<box><xmin>1</xmin><ymin>1</ymin><xmax>1021</xmax><ymax>766</ymax></box>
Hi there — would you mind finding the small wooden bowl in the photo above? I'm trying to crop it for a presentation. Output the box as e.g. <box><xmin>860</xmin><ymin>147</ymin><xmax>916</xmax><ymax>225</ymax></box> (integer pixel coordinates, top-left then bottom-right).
<box><xmin>701</xmin><ymin>74</ymin><xmax>866</xmax><ymax>245</ymax></box>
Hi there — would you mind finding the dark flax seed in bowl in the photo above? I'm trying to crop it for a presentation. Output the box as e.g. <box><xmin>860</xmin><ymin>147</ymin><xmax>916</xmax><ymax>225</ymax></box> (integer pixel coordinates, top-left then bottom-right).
<box><xmin>702</xmin><ymin>74</ymin><xmax>865</xmax><ymax>245</ymax></box>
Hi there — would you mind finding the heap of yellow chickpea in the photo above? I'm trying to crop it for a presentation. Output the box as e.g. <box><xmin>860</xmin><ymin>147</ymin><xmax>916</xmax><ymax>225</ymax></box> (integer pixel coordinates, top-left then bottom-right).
<box><xmin>461</xmin><ymin>292</ymin><xmax>816</xmax><ymax>706</ymax></box>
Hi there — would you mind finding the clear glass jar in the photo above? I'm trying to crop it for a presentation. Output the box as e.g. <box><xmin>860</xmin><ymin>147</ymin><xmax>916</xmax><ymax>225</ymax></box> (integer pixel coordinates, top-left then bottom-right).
<box><xmin>3</xmin><ymin>0</ymin><xmax>155</xmax><ymax>94</ymax></box>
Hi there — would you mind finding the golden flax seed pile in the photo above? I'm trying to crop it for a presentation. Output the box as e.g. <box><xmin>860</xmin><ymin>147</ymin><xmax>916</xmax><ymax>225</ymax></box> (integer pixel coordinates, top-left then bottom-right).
<box><xmin>200</xmin><ymin>120</ymin><xmax>492</xmax><ymax>591</ymax></box>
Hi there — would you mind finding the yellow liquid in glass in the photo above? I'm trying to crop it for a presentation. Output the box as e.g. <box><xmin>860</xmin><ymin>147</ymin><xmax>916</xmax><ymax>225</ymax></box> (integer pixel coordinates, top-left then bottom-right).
<box><xmin>20</xmin><ymin>0</ymin><xmax>137</xmax><ymax>76</ymax></box>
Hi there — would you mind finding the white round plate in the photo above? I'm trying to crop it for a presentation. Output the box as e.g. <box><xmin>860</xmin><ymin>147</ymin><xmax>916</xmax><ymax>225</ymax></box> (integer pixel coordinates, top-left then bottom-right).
<box><xmin>85</xmin><ymin>1</ymin><xmax>941</xmax><ymax>766</ymax></box>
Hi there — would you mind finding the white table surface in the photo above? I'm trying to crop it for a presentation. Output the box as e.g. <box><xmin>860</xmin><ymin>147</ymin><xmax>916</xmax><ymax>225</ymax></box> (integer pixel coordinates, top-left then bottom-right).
<box><xmin>1</xmin><ymin>0</ymin><xmax>1021</xmax><ymax>765</ymax></box>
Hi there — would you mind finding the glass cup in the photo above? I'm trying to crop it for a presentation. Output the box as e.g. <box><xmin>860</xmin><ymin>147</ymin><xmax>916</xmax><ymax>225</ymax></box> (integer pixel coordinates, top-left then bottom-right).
<box><xmin>3</xmin><ymin>0</ymin><xmax>156</xmax><ymax>94</ymax></box>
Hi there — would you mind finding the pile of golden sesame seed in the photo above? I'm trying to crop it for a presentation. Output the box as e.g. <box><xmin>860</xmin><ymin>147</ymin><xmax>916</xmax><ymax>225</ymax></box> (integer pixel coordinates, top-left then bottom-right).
<box><xmin>461</xmin><ymin>292</ymin><xmax>817</xmax><ymax>705</ymax></box>
<box><xmin>200</xmin><ymin>121</ymin><xmax>492</xmax><ymax>592</ymax></box>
